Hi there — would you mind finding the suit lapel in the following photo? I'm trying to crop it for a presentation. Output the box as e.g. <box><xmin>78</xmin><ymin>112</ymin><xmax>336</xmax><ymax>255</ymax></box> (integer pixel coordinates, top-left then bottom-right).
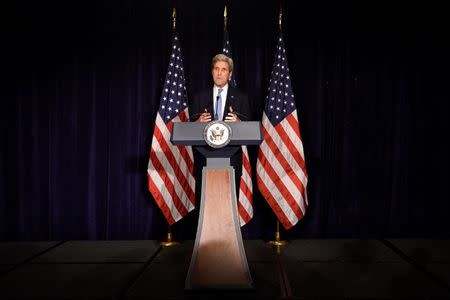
<box><xmin>205</xmin><ymin>89</ymin><xmax>214</xmax><ymax>117</ymax></box>
<box><xmin>224</xmin><ymin>87</ymin><xmax>235</xmax><ymax>116</ymax></box>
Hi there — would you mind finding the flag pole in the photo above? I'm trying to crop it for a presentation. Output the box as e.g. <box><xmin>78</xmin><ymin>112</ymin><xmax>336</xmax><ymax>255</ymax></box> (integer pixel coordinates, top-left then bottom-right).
<box><xmin>279</xmin><ymin>4</ymin><xmax>282</xmax><ymax>31</ymax></box>
<box><xmin>266</xmin><ymin>4</ymin><xmax>288</xmax><ymax>251</ymax></box>
<box><xmin>160</xmin><ymin>224</ymin><xmax>180</xmax><ymax>247</ymax></box>
<box><xmin>158</xmin><ymin>9</ymin><xmax>180</xmax><ymax>248</ymax></box>
<box><xmin>172</xmin><ymin>7</ymin><xmax>176</xmax><ymax>30</ymax></box>
<box><xmin>267</xmin><ymin>219</ymin><xmax>289</xmax><ymax>250</ymax></box>
<box><xmin>224</xmin><ymin>5</ymin><xmax>227</xmax><ymax>31</ymax></box>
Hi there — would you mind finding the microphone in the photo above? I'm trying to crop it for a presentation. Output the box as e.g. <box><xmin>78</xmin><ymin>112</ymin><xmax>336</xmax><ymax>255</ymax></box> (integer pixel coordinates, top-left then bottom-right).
<box><xmin>231</xmin><ymin>111</ymin><xmax>249</xmax><ymax>121</ymax></box>
<box><xmin>186</xmin><ymin>112</ymin><xmax>204</xmax><ymax>122</ymax></box>
<box><xmin>226</xmin><ymin>105</ymin><xmax>249</xmax><ymax>121</ymax></box>
<box><xmin>187</xmin><ymin>109</ymin><xmax>213</xmax><ymax>122</ymax></box>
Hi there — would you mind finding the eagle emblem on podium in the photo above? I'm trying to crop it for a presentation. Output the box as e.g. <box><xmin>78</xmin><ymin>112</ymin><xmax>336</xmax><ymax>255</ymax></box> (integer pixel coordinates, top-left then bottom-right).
<box><xmin>203</xmin><ymin>121</ymin><xmax>232</xmax><ymax>148</ymax></box>
<box><xmin>209</xmin><ymin>126</ymin><xmax>225</xmax><ymax>142</ymax></box>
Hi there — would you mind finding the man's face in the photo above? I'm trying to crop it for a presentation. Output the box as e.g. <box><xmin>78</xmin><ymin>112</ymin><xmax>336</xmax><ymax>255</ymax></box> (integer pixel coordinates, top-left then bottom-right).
<box><xmin>212</xmin><ymin>61</ymin><xmax>232</xmax><ymax>88</ymax></box>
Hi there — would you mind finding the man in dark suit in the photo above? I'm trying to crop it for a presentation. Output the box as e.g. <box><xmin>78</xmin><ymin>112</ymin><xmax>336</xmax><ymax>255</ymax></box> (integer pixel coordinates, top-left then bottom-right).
<box><xmin>189</xmin><ymin>53</ymin><xmax>252</xmax><ymax>206</ymax></box>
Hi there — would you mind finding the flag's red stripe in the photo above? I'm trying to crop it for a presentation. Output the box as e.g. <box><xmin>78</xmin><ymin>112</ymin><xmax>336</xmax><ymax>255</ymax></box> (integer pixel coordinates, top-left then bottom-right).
<box><xmin>179</xmin><ymin>112</ymin><xmax>188</xmax><ymax>122</ymax></box>
<box><xmin>153</xmin><ymin>125</ymin><xmax>195</xmax><ymax>204</ymax></box>
<box><xmin>257</xmin><ymin>147</ymin><xmax>303</xmax><ymax>220</ymax></box>
<box><xmin>149</xmin><ymin>147</ymin><xmax>188</xmax><ymax>217</ymax></box>
<box><xmin>286</xmin><ymin>113</ymin><xmax>301</xmax><ymax>139</ymax></box>
<box><xmin>239</xmin><ymin>148</ymin><xmax>253</xmax><ymax>224</ymax></box>
<box><xmin>239</xmin><ymin>178</ymin><xmax>253</xmax><ymax>224</ymax></box>
<box><xmin>240</xmin><ymin>176</ymin><xmax>253</xmax><ymax>205</ymax></box>
<box><xmin>242</xmin><ymin>150</ymin><xmax>252</xmax><ymax>176</ymax></box>
<box><xmin>166</xmin><ymin>117</ymin><xmax>194</xmax><ymax>177</ymax></box>
<box><xmin>240</xmin><ymin>156</ymin><xmax>253</xmax><ymax>205</ymax></box>
<box><xmin>154</xmin><ymin>125</ymin><xmax>195</xmax><ymax>205</ymax></box>
<box><xmin>279</xmin><ymin>114</ymin><xmax>307</xmax><ymax>173</ymax></box>
<box><xmin>147</xmin><ymin>173</ymin><xmax>176</xmax><ymax>225</ymax></box>
<box><xmin>256</xmin><ymin>172</ymin><xmax>293</xmax><ymax>230</ymax></box>
<box><xmin>238</xmin><ymin>199</ymin><xmax>252</xmax><ymax>224</ymax></box>
<box><xmin>240</xmin><ymin>178</ymin><xmax>253</xmax><ymax>205</ymax></box>
<box><xmin>177</xmin><ymin>145</ymin><xmax>194</xmax><ymax>177</ymax></box>
<box><xmin>177</xmin><ymin>146</ymin><xmax>194</xmax><ymax>177</ymax></box>
<box><xmin>262</xmin><ymin>126</ymin><xmax>306</xmax><ymax>200</ymax></box>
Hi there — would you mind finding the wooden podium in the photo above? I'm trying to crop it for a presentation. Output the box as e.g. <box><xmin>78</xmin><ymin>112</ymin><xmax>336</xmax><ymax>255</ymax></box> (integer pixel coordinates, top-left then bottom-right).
<box><xmin>171</xmin><ymin>121</ymin><xmax>262</xmax><ymax>290</ymax></box>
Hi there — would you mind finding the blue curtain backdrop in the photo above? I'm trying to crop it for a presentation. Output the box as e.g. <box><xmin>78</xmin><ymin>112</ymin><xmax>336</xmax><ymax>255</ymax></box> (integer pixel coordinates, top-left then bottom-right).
<box><xmin>2</xmin><ymin>0</ymin><xmax>449</xmax><ymax>240</ymax></box>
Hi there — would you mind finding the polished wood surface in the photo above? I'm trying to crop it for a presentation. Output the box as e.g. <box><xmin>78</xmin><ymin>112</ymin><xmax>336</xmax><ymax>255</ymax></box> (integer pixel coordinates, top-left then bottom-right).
<box><xmin>186</xmin><ymin>168</ymin><xmax>252</xmax><ymax>289</ymax></box>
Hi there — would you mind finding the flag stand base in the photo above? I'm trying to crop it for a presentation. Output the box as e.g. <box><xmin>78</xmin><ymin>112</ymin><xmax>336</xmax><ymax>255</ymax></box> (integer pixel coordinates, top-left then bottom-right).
<box><xmin>160</xmin><ymin>226</ymin><xmax>180</xmax><ymax>247</ymax></box>
<box><xmin>266</xmin><ymin>220</ymin><xmax>289</xmax><ymax>248</ymax></box>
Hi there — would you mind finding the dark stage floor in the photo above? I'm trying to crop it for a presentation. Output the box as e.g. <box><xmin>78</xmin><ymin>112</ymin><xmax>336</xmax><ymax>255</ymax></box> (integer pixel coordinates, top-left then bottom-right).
<box><xmin>0</xmin><ymin>239</ymin><xmax>449</xmax><ymax>299</ymax></box>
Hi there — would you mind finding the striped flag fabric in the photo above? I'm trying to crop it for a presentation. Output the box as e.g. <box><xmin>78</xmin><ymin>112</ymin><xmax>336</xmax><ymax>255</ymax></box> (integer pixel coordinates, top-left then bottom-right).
<box><xmin>256</xmin><ymin>31</ymin><xmax>308</xmax><ymax>230</ymax></box>
<box><xmin>222</xmin><ymin>29</ymin><xmax>237</xmax><ymax>88</ymax></box>
<box><xmin>222</xmin><ymin>28</ymin><xmax>254</xmax><ymax>226</ymax></box>
<box><xmin>147</xmin><ymin>32</ymin><xmax>195</xmax><ymax>225</ymax></box>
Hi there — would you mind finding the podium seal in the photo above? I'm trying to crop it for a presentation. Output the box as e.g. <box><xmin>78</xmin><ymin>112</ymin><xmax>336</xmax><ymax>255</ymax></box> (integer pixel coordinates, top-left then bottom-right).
<box><xmin>203</xmin><ymin>120</ymin><xmax>232</xmax><ymax>148</ymax></box>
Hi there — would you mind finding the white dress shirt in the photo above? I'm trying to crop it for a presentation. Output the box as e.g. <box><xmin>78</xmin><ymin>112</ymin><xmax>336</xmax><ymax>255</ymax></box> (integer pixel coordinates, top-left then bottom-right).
<box><xmin>213</xmin><ymin>84</ymin><xmax>228</xmax><ymax>120</ymax></box>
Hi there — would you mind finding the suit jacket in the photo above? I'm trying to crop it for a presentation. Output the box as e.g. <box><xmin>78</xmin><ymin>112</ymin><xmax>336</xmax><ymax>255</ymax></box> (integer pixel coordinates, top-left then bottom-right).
<box><xmin>189</xmin><ymin>86</ymin><xmax>252</xmax><ymax>200</ymax></box>
<box><xmin>189</xmin><ymin>87</ymin><xmax>251</xmax><ymax>122</ymax></box>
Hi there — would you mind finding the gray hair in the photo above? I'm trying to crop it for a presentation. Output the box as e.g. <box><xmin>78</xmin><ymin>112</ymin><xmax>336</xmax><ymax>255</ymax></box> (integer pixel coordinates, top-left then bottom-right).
<box><xmin>211</xmin><ymin>54</ymin><xmax>234</xmax><ymax>73</ymax></box>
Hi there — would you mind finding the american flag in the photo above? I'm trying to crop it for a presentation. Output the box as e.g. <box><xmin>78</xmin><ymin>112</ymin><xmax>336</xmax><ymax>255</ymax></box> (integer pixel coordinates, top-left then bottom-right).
<box><xmin>256</xmin><ymin>31</ymin><xmax>308</xmax><ymax>230</ymax></box>
<box><xmin>223</xmin><ymin>28</ymin><xmax>254</xmax><ymax>226</ymax></box>
<box><xmin>147</xmin><ymin>32</ymin><xmax>195</xmax><ymax>225</ymax></box>
<box><xmin>222</xmin><ymin>30</ymin><xmax>237</xmax><ymax>88</ymax></box>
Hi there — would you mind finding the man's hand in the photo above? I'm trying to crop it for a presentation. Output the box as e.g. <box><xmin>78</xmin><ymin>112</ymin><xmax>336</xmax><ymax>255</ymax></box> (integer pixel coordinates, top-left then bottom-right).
<box><xmin>225</xmin><ymin>106</ymin><xmax>240</xmax><ymax>122</ymax></box>
<box><xmin>197</xmin><ymin>108</ymin><xmax>211</xmax><ymax>122</ymax></box>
